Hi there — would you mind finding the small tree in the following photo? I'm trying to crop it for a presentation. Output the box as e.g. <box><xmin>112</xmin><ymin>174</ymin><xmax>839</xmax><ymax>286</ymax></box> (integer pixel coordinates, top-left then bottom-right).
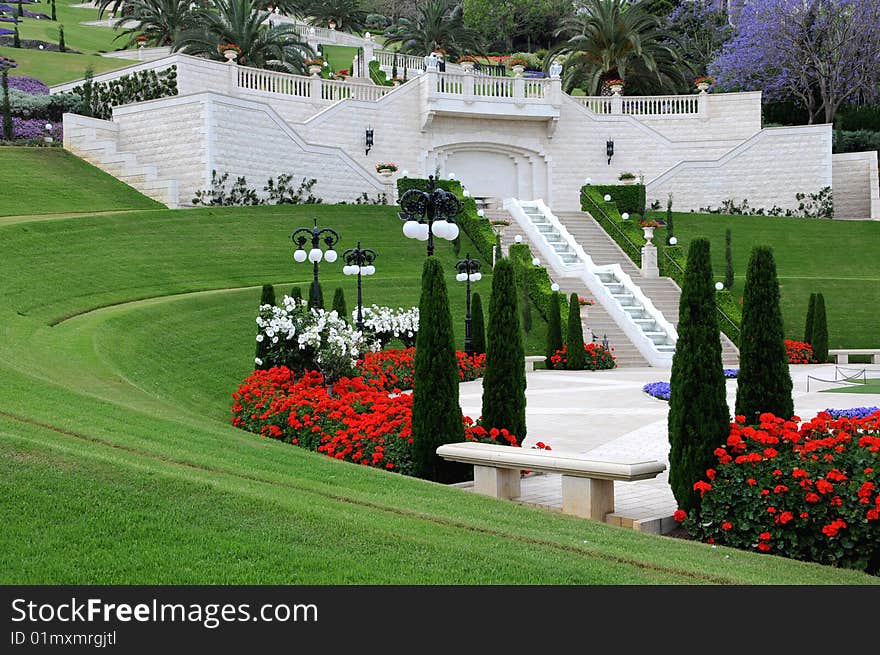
<box><xmin>735</xmin><ymin>246</ymin><xmax>793</xmax><ymax>423</ymax></box>
<box><xmin>668</xmin><ymin>238</ymin><xmax>729</xmax><ymax>514</ymax></box>
<box><xmin>13</xmin><ymin>26</ymin><xmax>20</xmax><ymax>49</ymax></box>
<box><xmin>470</xmin><ymin>291</ymin><xmax>486</xmax><ymax>355</ymax></box>
<box><xmin>811</xmin><ymin>293</ymin><xmax>829</xmax><ymax>363</ymax></box>
<box><xmin>289</xmin><ymin>286</ymin><xmax>302</xmax><ymax>303</ymax></box>
<box><xmin>411</xmin><ymin>258</ymin><xmax>466</xmax><ymax>482</ymax></box>
<box><xmin>665</xmin><ymin>192</ymin><xmax>675</xmax><ymax>242</ymax></box>
<box><xmin>332</xmin><ymin>287</ymin><xmax>347</xmax><ymax>320</ymax></box>
<box><xmin>723</xmin><ymin>228</ymin><xmax>734</xmax><ymax>289</ymax></box>
<box><xmin>481</xmin><ymin>258</ymin><xmax>527</xmax><ymax>442</ymax></box>
<box><xmin>1</xmin><ymin>70</ymin><xmax>12</xmax><ymax>141</ymax></box>
<box><xmin>255</xmin><ymin>284</ymin><xmax>276</xmax><ymax>369</ymax></box>
<box><xmin>545</xmin><ymin>291</ymin><xmax>563</xmax><ymax>369</ymax></box>
<box><xmin>803</xmin><ymin>293</ymin><xmax>817</xmax><ymax>344</ymax></box>
<box><xmin>565</xmin><ymin>292</ymin><xmax>586</xmax><ymax>370</ymax></box>
<box><xmin>58</xmin><ymin>26</ymin><xmax>66</xmax><ymax>53</ymax></box>
<box><xmin>80</xmin><ymin>68</ymin><xmax>94</xmax><ymax>117</ymax></box>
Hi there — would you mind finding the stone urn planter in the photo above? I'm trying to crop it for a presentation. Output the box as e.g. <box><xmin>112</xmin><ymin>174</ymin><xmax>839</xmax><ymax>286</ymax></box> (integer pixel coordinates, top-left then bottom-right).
<box><xmin>377</xmin><ymin>169</ymin><xmax>394</xmax><ymax>178</ymax></box>
<box><xmin>609</xmin><ymin>84</ymin><xmax>623</xmax><ymax>95</ymax></box>
<box><xmin>308</xmin><ymin>64</ymin><xmax>322</xmax><ymax>75</ymax></box>
<box><xmin>642</xmin><ymin>226</ymin><xmax>655</xmax><ymax>242</ymax></box>
<box><xmin>223</xmin><ymin>50</ymin><xmax>238</xmax><ymax>63</ymax></box>
<box><xmin>696</xmin><ymin>82</ymin><xmax>710</xmax><ymax>92</ymax></box>
<box><xmin>620</xmin><ymin>177</ymin><xmax>637</xmax><ymax>185</ymax></box>
<box><xmin>511</xmin><ymin>65</ymin><xmax>525</xmax><ymax>76</ymax></box>
<box><xmin>460</xmin><ymin>61</ymin><xmax>475</xmax><ymax>73</ymax></box>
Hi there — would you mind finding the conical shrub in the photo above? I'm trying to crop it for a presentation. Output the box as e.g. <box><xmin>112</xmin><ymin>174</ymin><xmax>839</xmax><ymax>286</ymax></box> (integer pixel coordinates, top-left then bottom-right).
<box><xmin>565</xmin><ymin>292</ymin><xmax>586</xmax><ymax>370</ymax></box>
<box><xmin>735</xmin><ymin>247</ymin><xmax>793</xmax><ymax>423</ymax></box>
<box><xmin>481</xmin><ymin>258</ymin><xmax>526</xmax><ymax>442</ymax></box>
<box><xmin>470</xmin><ymin>292</ymin><xmax>486</xmax><ymax>355</ymax></box>
<box><xmin>811</xmin><ymin>293</ymin><xmax>828</xmax><ymax>363</ymax></box>
<box><xmin>545</xmin><ymin>291</ymin><xmax>563</xmax><ymax>369</ymax></box>
<box><xmin>804</xmin><ymin>293</ymin><xmax>816</xmax><ymax>344</ymax></box>
<box><xmin>668</xmin><ymin>239</ymin><xmax>729</xmax><ymax>514</ymax></box>
<box><xmin>411</xmin><ymin>258</ymin><xmax>466</xmax><ymax>481</ymax></box>
<box><xmin>332</xmin><ymin>287</ymin><xmax>347</xmax><ymax>320</ymax></box>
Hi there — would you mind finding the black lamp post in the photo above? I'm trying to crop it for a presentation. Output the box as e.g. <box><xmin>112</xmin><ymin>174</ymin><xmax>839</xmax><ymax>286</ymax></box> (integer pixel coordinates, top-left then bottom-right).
<box><xmin>455</xmin><ymin>254</ymin><xmax>482</xmax><ymax>355</ymax></box>
<box><xmin>342</xmin><ymin>241</ymin><xmax>377</xmax><ymax>330</ymax></box>
<box><xmin>291</xmin><ymin>217</ymin><xmax>340</xmax><ymax>308</ymax></box>
<box><xmin>398</xmin><ymin>174</ymin><xmax>462</xmax><ymax>257</ymax></box>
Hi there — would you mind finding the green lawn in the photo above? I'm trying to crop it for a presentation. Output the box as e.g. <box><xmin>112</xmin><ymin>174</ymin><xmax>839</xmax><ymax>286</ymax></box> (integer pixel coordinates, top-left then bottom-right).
<box><xmin>646</xmin><ymin>212</ymin><xmax>880</xmax><ymax>349</ymax></box>
<box><xmin>320</xmin><ymin>45</ymin><xmax>357</xmax><ymax>73</ymax></box>
<box><xmin>0</xmin><ymin>148</ymin><xmax>162</xmax><ymax>216</ymax></box>
<box><xmin>0</xmin><ymin>188</ymin><xmax>873</xmax><ymax>583</ymax></box>
<box><xmin>2</xmin><ymin>0</ymin><xmax>138</xmax><ymax>84</ymax></box>
<box><xmin>823</xmin><ymin>379</ymin><xmax>880</xmax><ymax>394</ymax></box>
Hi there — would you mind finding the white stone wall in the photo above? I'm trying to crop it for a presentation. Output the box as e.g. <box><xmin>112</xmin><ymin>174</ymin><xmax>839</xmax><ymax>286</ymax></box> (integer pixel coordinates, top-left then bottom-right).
<box><xmin>832</xmin><ymin>152</ymin><xmax>880</xmax><ymax>220</ymax></box>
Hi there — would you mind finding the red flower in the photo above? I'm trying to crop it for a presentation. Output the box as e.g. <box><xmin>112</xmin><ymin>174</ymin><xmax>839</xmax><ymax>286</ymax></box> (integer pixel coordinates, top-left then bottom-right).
<box><xmin>721</xmin><ymin>521</ymin><xmax>733</xmax><ymax>531</ymax></box>
<box><xmin>757</xmin><ymin>542</ymin><xmax>771</xmax><ymax>552</ymax></box>
<box><xmin>815</xmin><ymin>479</ymin><xmax>834</xmax><ymax>494</ymax></box>
<box><xmin>821</xmin><ymin>519</ymin><xmax>847</xmax><ymax>538</ymax></box>
<box><xmin>773</xmin><ymin>485</ymin><xmax>789</xmax><ymax>494</ymax></box>
<box><xmin>778</xmin><ymin>511</ymin><xmax>794</xmax><ymax>525</ymax></box>
<box><xmin>673</xmin><ymin>509</ymin><xmax>687</xmax><ymax>522</ymax></box>
<box><xmin>693</xmin><ymin>480</ymin><xmax>712</xmax><ymax>497</ymax></box>
<box><xmin>706</xmin><ymin>468</ymin><xmax>716</xmax><ymax>481</ymax></box>
<box><xmin>759</xmin><ymin>532</ymin><xmax>771</xmax><ymax>540</ymax></box>
<box><xmin>805</xmin><ymin>492</ymin><xmax>821</xmax><ymax>503</ymax></box>
<box><xmin>747</xmin><ymin>478</ymin><xmax>757</xmax><ymax>486</ymax></box>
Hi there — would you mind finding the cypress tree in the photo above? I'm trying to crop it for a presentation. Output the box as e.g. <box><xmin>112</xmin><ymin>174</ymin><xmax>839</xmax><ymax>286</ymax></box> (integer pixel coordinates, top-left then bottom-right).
<box><xmin>332</xmin><ymin>287</ymin><xmax>347</xmax><ymax>319</ymax></box>
<box><xmin>58</xmin><ymin>25</ymin><xmax>66</xmax><ymax>53</ymax></box>
<box><xmin>665</xmin><ymin>192</ymin><xmax>674</xmax><ymax>242</ymax></box>
<box><xmin>13</xmin><ymin>26</ymin><xmax>20</xmax><ymax>49</ymax></box>
<box><xmin>811</xmin><ymin>293</ymin><xmax>828</xmax><ymax>363</ymax></box>
<box><xmin>545</xmin><ymin>291</ymin><xmax>563</xmax><ymax>368</ymax></box>
<box><xmin>735</xmin><ymin>247</ymin><xmax>793</xmax><ymax>423</ymax></box>
<box><xmin>51</xmin><ymin>0</ymin><xmax>57</xmax><ymax>21</ymax></box>
<box><xmin>16</xmin><ymin>0</ymin><xmax>22</xmax><ymax>18</ymax></box>
<box><xmin>804</xmin><ymin>293</ymin><xmax>816</xmax><ymax>344</ymax></box>
<box><xmin>565</xmin><ymin>292</ymin><xmax>586</xmax><ymax>370</ymax></box>
<box><xmin>289</xmin><ymin>286</ymin><xmax>302</xmax><ymax>304</ymax></box>
<box><xmin>411</xmin><ymin>258</ymin><xmax>466</xmax><ymax>481</ymax></box>
<box><xmin>255</xmin><ymin>284</ymin><xmax>276</xmax><ymax>369</ymax></box>
<box><xmin>470</xmin><ymin>291</ymin><xmax>486</xmax><ymax>355</ymax></box>
<box><xmin>481</xmin><ymin>258</ymin><xmax>527</xmax><ymax>442</ymax></box>
<box><xmin>667</xmin><ymin>239</ymin><xmax>730</xmax><ymax>514</ymax></box>
<box><xmin>1</xmin><ymin>70</ymin><xmax>12</xmax><ymax>142</ymax></box>
<box><xmin>723</xmin><ymin>228</ymin><xmax>734</xmax><ymax>289</ymax></box>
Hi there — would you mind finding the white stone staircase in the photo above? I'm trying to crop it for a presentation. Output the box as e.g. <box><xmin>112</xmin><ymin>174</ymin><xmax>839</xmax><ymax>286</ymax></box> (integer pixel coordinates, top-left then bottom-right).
<box><xmin>63</xmin><ymin>115</ymin><xmax>179</xmax><ymax>207</ymax></box>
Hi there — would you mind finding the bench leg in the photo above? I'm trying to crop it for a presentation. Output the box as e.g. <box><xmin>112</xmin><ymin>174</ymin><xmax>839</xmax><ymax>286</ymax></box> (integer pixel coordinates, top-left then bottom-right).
<box><xmin>874</xmin><ymin>354</ymin><xmax>880</xmax><ymax>365</ymax></box>
<box><xmin>473</xmin><ymin>466</ymin><xmax>521</xmax><ymax>500</ymax></box>
<box><xmin>524</xmin><ymin>362</ymin><xmax>534</xmax><ymax>372</ymax></box>
<box><xmin>836</xmin><ymin>353</ymin><xmax>848</xmax><ymax>364</ymax></box>
<box><xmin>561</xmin><ymin>475</ymin><xmax>614</xmax><ymax>520</ymax></box>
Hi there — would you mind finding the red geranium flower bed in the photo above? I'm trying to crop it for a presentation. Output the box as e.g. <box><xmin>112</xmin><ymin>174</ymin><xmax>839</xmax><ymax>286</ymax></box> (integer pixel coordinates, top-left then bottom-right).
<box><xmin>358</xmin><ymin>347</ymin><xmax>485</xmax><ymax>392</ymax></box>
<box><xmin>785</xmin><ymin>339</ymin><xmax>814</xmax><ymax>364</ymax></box>
<box><xmin>550</xmin><ymin>342</ymin><xmax>616</xmax><ymax>370</ymax></box>
<box><xmin>676</xmin><ymin>410</ymin><xmax>880</xmax><ymax>573</ymax></box>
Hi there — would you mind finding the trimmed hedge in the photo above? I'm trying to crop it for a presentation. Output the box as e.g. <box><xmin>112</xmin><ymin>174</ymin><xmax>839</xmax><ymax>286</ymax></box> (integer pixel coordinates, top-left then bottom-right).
<box><xmin>396</xmin><ymin>177</ymin><xmax>496</xmax><ymax>264</ymax></box>
<box><xmin>833</xmin><ymin>130</ymin><xmax>880</xmax><ymax>154</ymax></box>
<box><xmin>587</xmin><ymin>184</ymin><xmax>646</xmax><ymax>216</ymax></box>
<box><xmin>583</xmin><ymin>185</ymin><xmax>742</xmax><ymax>346</ymax></box>
<box><xmin>508</xmin><ymin>242</ymin><xmax>567</xmax><ymax>338</ymax></box>
<box><xmin>72</xmin><ymin>66</ymin><xmax>178</xmax><ymax>121</ymax></box>
<box><xmin>368</xmin><ymin>60</ymin><xmax>392</xmax><ymax>86</ymax></box>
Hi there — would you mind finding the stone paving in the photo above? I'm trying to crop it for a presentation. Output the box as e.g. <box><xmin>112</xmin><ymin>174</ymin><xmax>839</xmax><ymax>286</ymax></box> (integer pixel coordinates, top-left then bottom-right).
<box><xmin>458</xmin><ymin>363</ymin><xmax>880</xmax><ymax>533</ymax></box>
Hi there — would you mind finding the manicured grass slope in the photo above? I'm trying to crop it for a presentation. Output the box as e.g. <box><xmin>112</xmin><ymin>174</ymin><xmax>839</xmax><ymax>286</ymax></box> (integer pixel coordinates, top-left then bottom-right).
<box><xmin>0</xmin><ymin>204</ymin><xmax>874</xmax><ymax>583</ymax></box>
<box><xmin>0</xmin><ymin>46</ymin><xmax>137</xmax><ymax>85</ymax></box>
<box><xmin>0</xmin><ymin>148</ymin><xmax>162</xmax><ymax>216</ymax></box>
<box><xmin>648</xmin><ymin>213</ymin><xmax>880</xmax><ymax>348</ymax></box>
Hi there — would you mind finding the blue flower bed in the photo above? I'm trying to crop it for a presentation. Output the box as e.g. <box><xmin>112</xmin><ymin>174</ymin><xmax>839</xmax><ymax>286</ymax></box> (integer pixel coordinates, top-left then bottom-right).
<box><xmin>643</xmin><ymin>381</ymin><xmax>671</xmax><ymax>401</ymax></box>
<box><xmin>723</xmin><ymin>368</ymin><xmax>739</xmax><ymax>378</ymax></box>
<box><xmin>824</xmin><ymin>406</ymin><xmax>880</xmax><ymax>420</ymax></box>
<box><xmin>0</xmin><ymin>27</ymin><xmax>13</xmax><ymax>36</ymax></box>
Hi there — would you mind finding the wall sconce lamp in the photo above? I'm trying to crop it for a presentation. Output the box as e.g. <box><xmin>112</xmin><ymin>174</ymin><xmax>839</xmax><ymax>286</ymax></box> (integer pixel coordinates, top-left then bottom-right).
<box><xmin>606</xmin><ymin>139</ymin><xmax>614</xmax><ymax>165</ymax></box>
<box><xmin>365</xmin><ymin>127</ymin><xmax>374</xmax><ymax>156</ymax></box>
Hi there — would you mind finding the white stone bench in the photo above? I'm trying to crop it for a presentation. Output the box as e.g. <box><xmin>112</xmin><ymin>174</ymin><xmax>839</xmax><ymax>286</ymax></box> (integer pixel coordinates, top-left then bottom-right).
<box><xmin>436</xmin><ymin>442</ymin><xmax>666</xmax><ymax>521</ymax></box>
<box><xmin>525</xmin><ymin>355</ymin><xmax>546</xmax><ymax>371</ymax></box>
<box><xmin>829</xmin><ymin>349</ymin><xmax>880</xmax><ymax>364</ymax></box>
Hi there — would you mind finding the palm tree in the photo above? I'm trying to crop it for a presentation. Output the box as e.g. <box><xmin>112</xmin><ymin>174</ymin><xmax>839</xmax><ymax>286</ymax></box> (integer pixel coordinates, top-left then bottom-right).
<box><xmin>551</xmin><ymin>0</ymin><xmax>689</xmax><ymax>94</ymax></box>
<box><xmin>106</xmin><ymin>0</ymin><xmax>197</xmax><ymax>48</ymax></box>
<box><xmin>303</xmin><ymin>0</ymin><xmax>367</xmax><ymax>34</ymax></box>
<box><xmin>174</xmin><ymin>0</ymin><xmax>314</xmax><ymax>73</ymax></box>
<box><xmin>382</xmin><ymin>0</ymin><xmax>482</xmax><ymax>59</ymax></box>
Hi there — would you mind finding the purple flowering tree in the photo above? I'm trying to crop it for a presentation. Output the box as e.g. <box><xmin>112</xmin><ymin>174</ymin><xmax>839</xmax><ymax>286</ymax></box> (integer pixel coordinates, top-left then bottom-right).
<box><xmin>710</xmin><ymin>0</ymin><xmax>880</xmax><ymax>124</ymax></box>
<box><xmin>667</xmin><ymin>0</ymin><xmax>732</xmax><ymax>77</ymax></box>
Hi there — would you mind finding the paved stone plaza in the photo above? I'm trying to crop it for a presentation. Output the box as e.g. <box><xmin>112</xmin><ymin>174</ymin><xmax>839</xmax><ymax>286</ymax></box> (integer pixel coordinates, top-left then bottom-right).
<box><xmin>458</xmin><ymin>363</ymin><xmax>880</xmax><ymax>532</ymax></box>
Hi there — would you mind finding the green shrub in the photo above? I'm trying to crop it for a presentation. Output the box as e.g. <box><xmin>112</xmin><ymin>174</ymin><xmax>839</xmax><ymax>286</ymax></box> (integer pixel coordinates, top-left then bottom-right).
<box><xmin>545</xmin><ymin>290</ymin><xmax>563</xmax><ymax>369</ymax></box>
<box><xmin>289</xmin><ymin>286</ymin><xmax>302</xmax><ymax>303</ymax></box>
<box><xmin>668</xmin><ymin>239</ymin><xmax>729</xmax><ymax>514</ymax></box>
<box><xmin>811</xmin><ymin>293</ymin><xmax>829</xmax><ymax>363</ymax></box>
<box><xmin>368</xmin><ymin>60</ymin><xmax>392</xmax><ymax>86</ymax></box>
<box><xmin>735</xmin><ymin>247</ymin><xmax>793</xmax><ymax>424</ymax></box>
<box><xmin>1</xmin><ymin>71</ymin><xmax>11</xmax><ymax>142</ymax></box>
<box><xmin>586</xmin><ymin>184</ymin><xmax>646</xmax><ymax>216</ymax></box>
<box><xmin>72</xmin><ymin>66</ymin><xmax>178</xmax><ymax>120</ymax></box>
<box><xmin>411</xmin><ymin>258</ymin><xmax>466</xmax><ymax>482</ymax></box>
<box><xmin>470</xmin><ymin>291</ymin><xmax>486</xmax><ymax>355</ymax></box>
<box><xmin>332</xmin><ymin>287</ymin><xmax>347</xmax><ymax>320</ymax></box>
<box><xmin>565</xmin><ymin>293</ymin><xmax>586</xmax><ymax>370</ymax></box>
<box><xmin>508</xmin><ymin>242</ymin><xmax>566</xmax><ymax>328</ymax></box>
<box><xmin>804</xmin><ymin>293</ymin><xmax>816</xmax><ymax>344</ymax></box>
<box><xmin>581</xmin><ymin>186</ymin><xmax>643</xmax><ymax>265</ymax></box>
<box><xmin>836</xmin><ymin>105</ymin><xmax>880</xmax><ymax>132</ymax></box>
<box><xmin>833</xmin><ymin>130</ymin><xmax>880</xmax><ymax>154</ymax></box>
<box><xmin>396</xmin><ymin>177</ymin><xmax>496</xmax><ymax>263</ymax></box>
<box><xmin>482</xmin><ymin>258</ymin><xmax>526</xmax><ymax>442</ymax></box>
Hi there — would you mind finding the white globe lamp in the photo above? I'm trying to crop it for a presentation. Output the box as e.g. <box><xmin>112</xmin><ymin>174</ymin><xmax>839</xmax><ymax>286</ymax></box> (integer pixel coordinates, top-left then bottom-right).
<box><xmin>477</xmin><ymin>209</ymin><xmax>485</xmax><ymax>217</ymax></box>
<box><xmin>324</xmin><ymin>249</ymin><xmax>338</xmax><ymax>263</ymax></box>
<box><xmin>668</xmin><ymin>236</ymin><xmax>678</xmax><ymax>245</ymax></box>
<box><xmin>514</xmin><ymin>235</ymin><xmax>523</xmax><ymax>243</ymax></box>
<box><xmin>715</xmin><ymin>282</ymin><xmax>724</xmax><ymax>291</ymax></box>
<box><xmin>456</xmin><ymin>272</ymin><xmax>467</xmax><ymax>282</ymax></box>
<box><xmin>621</xmin><ymin>212</ymin><xmax>630</xmax><ymax>220</ymax></box>
<box><xmin>432</xmin><ymin>219</ymin><xmax>450</xmax><ymax>239</ymax></box>
<box><xmin>363</xmin><ymin>265</ymin><xmax>376</xmax><ymax>276</ymax></box>
<box><xmin>446</xmin><ymin>223</ymin><xmax>459</xmax><ymax>240</ymax></box>
<box><xmin>293</xmin><ymin>249</ymin><xmax>307</xmax><ymax>263</ymax></box>
<box><xmin>471</xmin><ymin>272</ymin><xmax>482</xmax><ymax>282</ymax></box>
<box><xmin>603</xmin><ymin>194</ymin><xmax>612</xmax><ymax>202</ymax></box>
<box><xmin>403</xmin><ymin>221</ymin><xmax>420</xmax><ymax>239</ymax></box>
<box><xmin>551</xmin><ymin>283</ymin><xmax>560</xmax><ymax>292</ymax></box>
<box><xmin>532</xmin><ymin>257</ymin><xmax>540</xmax><ymax>266</ymax></box>
<box><xmin>308</xmin><ymin>248</ymin><xmax>323</xmax><ymax>263</ymax></box>
<box><xmin>416</xmin><ymin>223</ymin><xmax>430</xmax><ymax>241</ymax></box>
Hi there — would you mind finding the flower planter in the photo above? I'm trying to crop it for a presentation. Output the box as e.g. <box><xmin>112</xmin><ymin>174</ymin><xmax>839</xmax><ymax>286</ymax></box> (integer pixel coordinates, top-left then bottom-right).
<box><xmin>642</xmin><ymin>226</ymin><xmax>655</xmax><ymax>242</ymax></box>
<box><xmin>460</xmin><ymin>61</ymin><xmax>475</xmax><ymax>73</ymax></box>
<box><xmin>308</xmin><ymin>65</ymin><xmax>322</xmax><ymax>75</ymax></box>
<box><xmin>377</xmin><ymin>170</ymin><xmax>394</xmax><ymax>178</ymax></box>
<box><xmin>609</xmin><ymin>84</ymin><xmax>623</xmax><ymax>95</ymax></box>
<box><xmin>511</xmin><ymin>65</ymin><xmax>525</xmax><ymax>76</ymax></box>
<box><xmin>223</xmin><ymin>50</ymin><xmax>238</xmax><ymax>63</ymax></box>
<box><xmin>696</xmin><ymin>82</ymin><xmax>709</xmax><ymax>92</ymax></box>
<box><xmin>620</xmin><ymin>178</ymin><xmax>637</xmax><ymax>185</ymax></box>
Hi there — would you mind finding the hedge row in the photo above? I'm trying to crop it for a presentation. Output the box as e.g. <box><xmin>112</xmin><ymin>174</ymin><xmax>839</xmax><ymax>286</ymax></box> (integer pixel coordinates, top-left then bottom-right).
<box><xmin>587</xmin><ymin>183</ymin><xmax>646</xmax><ymax>216</ymax></box>
<box><xmin>581</xmin><ymin>184</ymin><xmax>742</xmax><ymax>346</ymax></box>
<box><xmin>833</xmin><ymin>130</ymin><xmax>880</xmax><ymax>154</ymax></box>
<box><xmin>396</xmin><ymin>177</ymin><xmax>497</xmax><ymax>264</ymax></box>
<box><xmin>73</xmin><ymin>66</ymin><xmax>178</xmax><ymax>121</ymax></box>
<box><xmin>508</xmin><ymin>242</ymin><xmax>567</xmax><ymax>339</ymax></box>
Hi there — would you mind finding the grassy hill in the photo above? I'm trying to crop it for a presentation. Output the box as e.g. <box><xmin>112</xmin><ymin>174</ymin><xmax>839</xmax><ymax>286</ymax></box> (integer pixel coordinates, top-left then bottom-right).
<box><xmin>0</xmin><ymin>162</ymin><xmax>875</xmax><ymax>584</ymax></box>
<box><xmin>648</xmin><ymin>212</ymin><xmax>880</xmax><ymax>349</ymax></box>
<box><xmin>0</xmin><ymin>148</ymin><xmax>163</xmax><ymax>217</ymax></box>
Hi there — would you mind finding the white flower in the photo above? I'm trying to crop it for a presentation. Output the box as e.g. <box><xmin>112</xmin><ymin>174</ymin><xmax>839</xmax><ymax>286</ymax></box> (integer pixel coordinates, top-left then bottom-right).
<box><xmin>256</xmin><ymin>334</ymin><xmax>264</xmax><ymax>342</ymax></box>
<box><xmin>254</xmin><ymin>357</ymin><xmax>263</xmax><ymax>365</ymax></box>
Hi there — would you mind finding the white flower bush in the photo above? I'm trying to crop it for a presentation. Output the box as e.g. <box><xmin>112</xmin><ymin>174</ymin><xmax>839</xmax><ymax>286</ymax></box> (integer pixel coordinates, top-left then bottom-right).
<box><xmin>256</xmin><ymin>296</ymin><xmax>375</xmax><ymax>381</ymax></box>
<box><xmin>357</xmin><ymin>305</ymin><xmax>420</xmax><ymax>347</ymax></box>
